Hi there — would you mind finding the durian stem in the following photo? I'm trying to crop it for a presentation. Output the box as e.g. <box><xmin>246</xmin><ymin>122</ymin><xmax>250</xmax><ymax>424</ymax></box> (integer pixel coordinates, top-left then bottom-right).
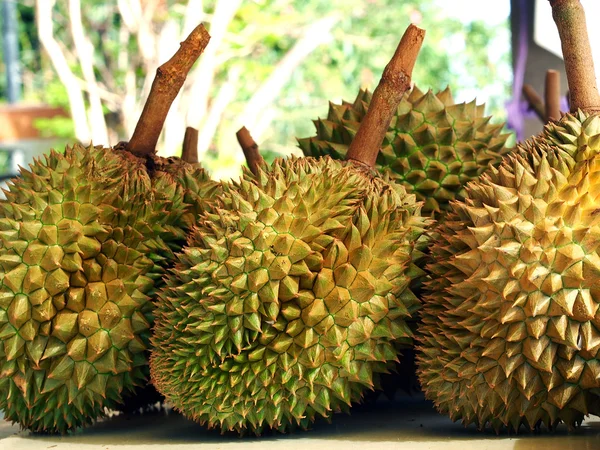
<box><xmin>236</xmin><ymin>126</ymin><xmax>264</xmax><ymax>176</ymax></box>
<box><xmin>523</xmin><ymin>84</ymin><xmax>545</xmax><ymax>122</ymax></box>
<box><xmin>345</xmin><ymin>24</ymin><xmax>425</xmax><ymax>168</ymax></box>
<box><xmin>127</xmin><ymin>24</ymin><xmax>210</xmax><ymax>156</ymax></box>
<box><xmin>523</xmin><ymin>71</ymin><xmax>562</xmax><ymax>124</ymax></box>
<box><xmin>545</xmin><ymin>69</ymin><xmax>561</xmax><ymax>122</ymax></box>
<box><xmin>181</xmin><ymin>126</ymin><xmax>199</xmax><ymax>163</ymax></box>
<box><xmin>549</xmin><ymin>0</ymin><xmax>600</xmax><ymax>113</ymax></box>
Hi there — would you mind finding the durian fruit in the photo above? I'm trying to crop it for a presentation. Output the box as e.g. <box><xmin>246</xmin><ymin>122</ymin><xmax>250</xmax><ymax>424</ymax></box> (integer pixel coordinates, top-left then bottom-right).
<box><xmin>150</xmin><ymin>24</ymin><xmax>429</xmax><ymax>434</ymax></box>
<box><xmin>151</xmin><ymin>156</ymin><xmax>430</xmax><ymax>433</ymax></box>
<box><xmin>299</xmin><ymin>87</ymin><xmax>511</xmax><ymax>217</ymax></box>
<box><xmin>125</xmin><ymin>150</ymin><xmax>220</xmax><ymax>279</ymax></box>
<box><xmin>0</xmin><ymin>25</ymin><xmax>216</xmax><ymax>433</ymax></box>
<box><xmin>417</xmin><ymin>112</ymin><xmax>600</xmax><ymax>431</ymax></box>
<box><xmin>115</xmin><ymin>152</ymin><xmax>219</xmax><ymax>415</ymax></box>
<box><xmin>0</xmin><ymin>145</ymin><xmax>218</xmax><ymax>433</ymax></box>
<box><xmin>416</xmin><ymin>0</ymin><xmax>600</xmax><ymax>433</ymax></box>
<box><xmin>0</xmin><ymin>145</ymin><xmax>156</xmax><ymax>433</ymax></box>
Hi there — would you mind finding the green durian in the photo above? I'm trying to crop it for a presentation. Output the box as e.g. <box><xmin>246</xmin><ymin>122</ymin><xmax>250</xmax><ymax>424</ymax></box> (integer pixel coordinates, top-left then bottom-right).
<box><xmin>114</xmin><ymin>151</ymin><xmax>220</xmax><ymax>414</ymax></box>
<box><xmin>0</xmin><ymin>144</ymin><xmax>218</xmax><ymax>433</ymax></box>
<box><xmin>150</xmin><ymin>156</ymin><xmax>431</xmax><ymax>434</ymax></box>
<box><xmin>299</xmin><ymin>87</ymin><xmax>511</xmax><ymax>217</ymax></box>
<box><xmin>417</xmin><ymin>112</ymin><xmax>600</xmax><ymax>432</ymax></box>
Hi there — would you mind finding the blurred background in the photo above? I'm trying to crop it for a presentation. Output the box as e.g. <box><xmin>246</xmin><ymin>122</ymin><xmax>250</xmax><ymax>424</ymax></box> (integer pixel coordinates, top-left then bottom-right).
<box><xmin>0</xmin><ymin>0</ymin><xmax>588</xmax><ymax>181</ymax></box>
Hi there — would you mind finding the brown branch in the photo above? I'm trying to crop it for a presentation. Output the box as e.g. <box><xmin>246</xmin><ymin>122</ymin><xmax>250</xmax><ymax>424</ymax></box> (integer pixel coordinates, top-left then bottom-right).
<box><xmin>522</xmin><ymin>84</ymin><xmax>545</xmax><ymax>122</ymax></box>
<box><xmin>181</xmin><ymin>127</ymin><xmax>199</xmax><ymax>163</ymax></box>
<box><xmin>236</xmin><ymin>127</ymin><xmax>264</xmax><ymax>176</ymax></box>
<box><xmin>127</xmin><ymin>24</ymin><xmax>210</xmax><ymax>156</ymax></box>
<box><xmin>545</xmin><ymin>70</ymin><xmax>561</xmax><ymax>122</ymax></box>
<box><xmin>345</xmin><ymin>24</ymin><xmax>425</xmax><ymax>167</ymax></box>
<box><xmin>550</xmin><ymin>0</ymin><xmax>600</xmax><ymax>113</ymax></box>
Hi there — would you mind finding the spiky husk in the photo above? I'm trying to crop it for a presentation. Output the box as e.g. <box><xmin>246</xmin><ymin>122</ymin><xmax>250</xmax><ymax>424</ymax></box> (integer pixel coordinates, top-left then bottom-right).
<box><xmin>112</xmin><ymin>150</ymin><xmax>219</xmax><ymax>414</ymax></box>
<box><xmin>299</xmin><ymin>87</ymin><xmax>511</xmax><ymax>216</ymax></box>
<box><xmin>417</xmin><ymin>111</ymin><xmax>600</xmax><ymax>432</ymax></box>
<box><xmin>0</xmin><ymin>145</ymin><xmax>154</xmax><ymax>433</ymax></box>
<box><xmin>0</xmin><ymin>144</ymin><xmax>217</xmax><ymax>433</ymax></box>
<box><xmin>115</xmin><ymin>148</ymin><xmax>220</xmax><ymax>276</ymax></box>
<box><xmin>150</xmin><ymin>156</ymin><xmax>430</xmax><ymax>434</ymax></box>
<box><xmin>101</xmin><ymin>150</ymin><xmax>221</xmax><ymax>414</ymax></box>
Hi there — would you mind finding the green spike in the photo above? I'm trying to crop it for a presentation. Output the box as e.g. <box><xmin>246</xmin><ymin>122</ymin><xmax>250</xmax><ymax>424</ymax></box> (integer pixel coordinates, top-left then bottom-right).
<box><xmin>4</xmin><ymin>334</ymin><xmax>25</xmax><ymax>361</ymax></box>
<box><xmin>48</xmin><ymin>355</ymin><xmax>75</xmax><ymax>381</ymax></box>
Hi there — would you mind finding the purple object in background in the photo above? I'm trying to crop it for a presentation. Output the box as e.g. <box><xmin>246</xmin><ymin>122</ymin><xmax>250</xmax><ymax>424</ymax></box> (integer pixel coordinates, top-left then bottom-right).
<box><xmin>561</xmin><ymin>95</ymin><xmax>569</xmax><ymax>112</ymax></box>
<box><xmin>506</xmin><ymin>0</ymin><xmax>570</xmax><ymax>142</ymax></box>
<box><xmin>505</xmin><ymin>0</ymin><xmax>529</xmax><ymax>141</ymax></box>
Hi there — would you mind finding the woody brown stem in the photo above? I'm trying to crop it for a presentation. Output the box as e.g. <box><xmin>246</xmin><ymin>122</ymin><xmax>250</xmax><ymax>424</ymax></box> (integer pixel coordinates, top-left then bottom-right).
<box><xmin>549</xmin><ymin>0</ymin><xmax>600</xmax><ymax>113</ymax></box>
<box><xmin>545</xmin><ymin>70</ymin><xmax>561</xmax><ymax>122</ymax></box>
<box><xmin>236</xmin><ymin>126</ymin><xmax>264</xmax><ymax>175</ymax></box>
<box><xmin>346</xmin><ymin>24</ymin><xmax>425</xmax><ymax>167</ymax></box>
<box><xmin>127</xmin><ymin>24</ymin><xmax>210</xmax><ymax>156</ymax></box>
<box><xmin>181</xmin><ymin>126</ymin><xmax>199</xmax><ymax>163</ymax></box>
<box><xmin>522</xmin><ymin>84</ymin><xmax>545</xmax><ymax>122</ymax></box>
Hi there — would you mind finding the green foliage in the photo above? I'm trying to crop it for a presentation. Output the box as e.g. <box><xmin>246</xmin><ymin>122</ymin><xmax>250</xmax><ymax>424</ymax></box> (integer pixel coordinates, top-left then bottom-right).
<box><xmin>34</xmin><ymin>117</ymin><xmax>75</xmax><ymax>139</ymax></box>
<box><xmin>256</xmin><ymin>0</ymin><xmax>512</xmax><ymax>151</ymax></box>
<box><xmin>0</xmin><ymin>150</ymin><xmax>11</xmax><ymax>174</ymax></box>
<box><xmin>0</xmin><ymin>0</ymin><xmax>511</xmax><ymax>171</ymax></box>
<box><xmin>31</xmin><ymin>79</ymin><xmax>75</xmax><ymax>138</ymax></box>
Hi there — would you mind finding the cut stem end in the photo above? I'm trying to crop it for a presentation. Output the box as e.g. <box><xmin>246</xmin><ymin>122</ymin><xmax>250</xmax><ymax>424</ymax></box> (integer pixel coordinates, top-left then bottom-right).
<box><xmin>345</xmin><ymin>24</ymin><xmax>425</xmax><ymax>168</ymax></box>
<box><xmin>236</xmin><ymin>126</ymin><xmax>264</xmax><ymax>176</ymax></box>
<box><xmin>550</xmin><ymin>0</ymin><xmax>600</xmax><ymax>113</ymax></box>
<box><xmin>127</xmin><ymin>24</ymin><xmax>210</xmax><ymax>157</ymax></box>
<box><xmin>182</xmin><ymin>127</ymin><xmax>199</xmax><ymax>163</ymax></box>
